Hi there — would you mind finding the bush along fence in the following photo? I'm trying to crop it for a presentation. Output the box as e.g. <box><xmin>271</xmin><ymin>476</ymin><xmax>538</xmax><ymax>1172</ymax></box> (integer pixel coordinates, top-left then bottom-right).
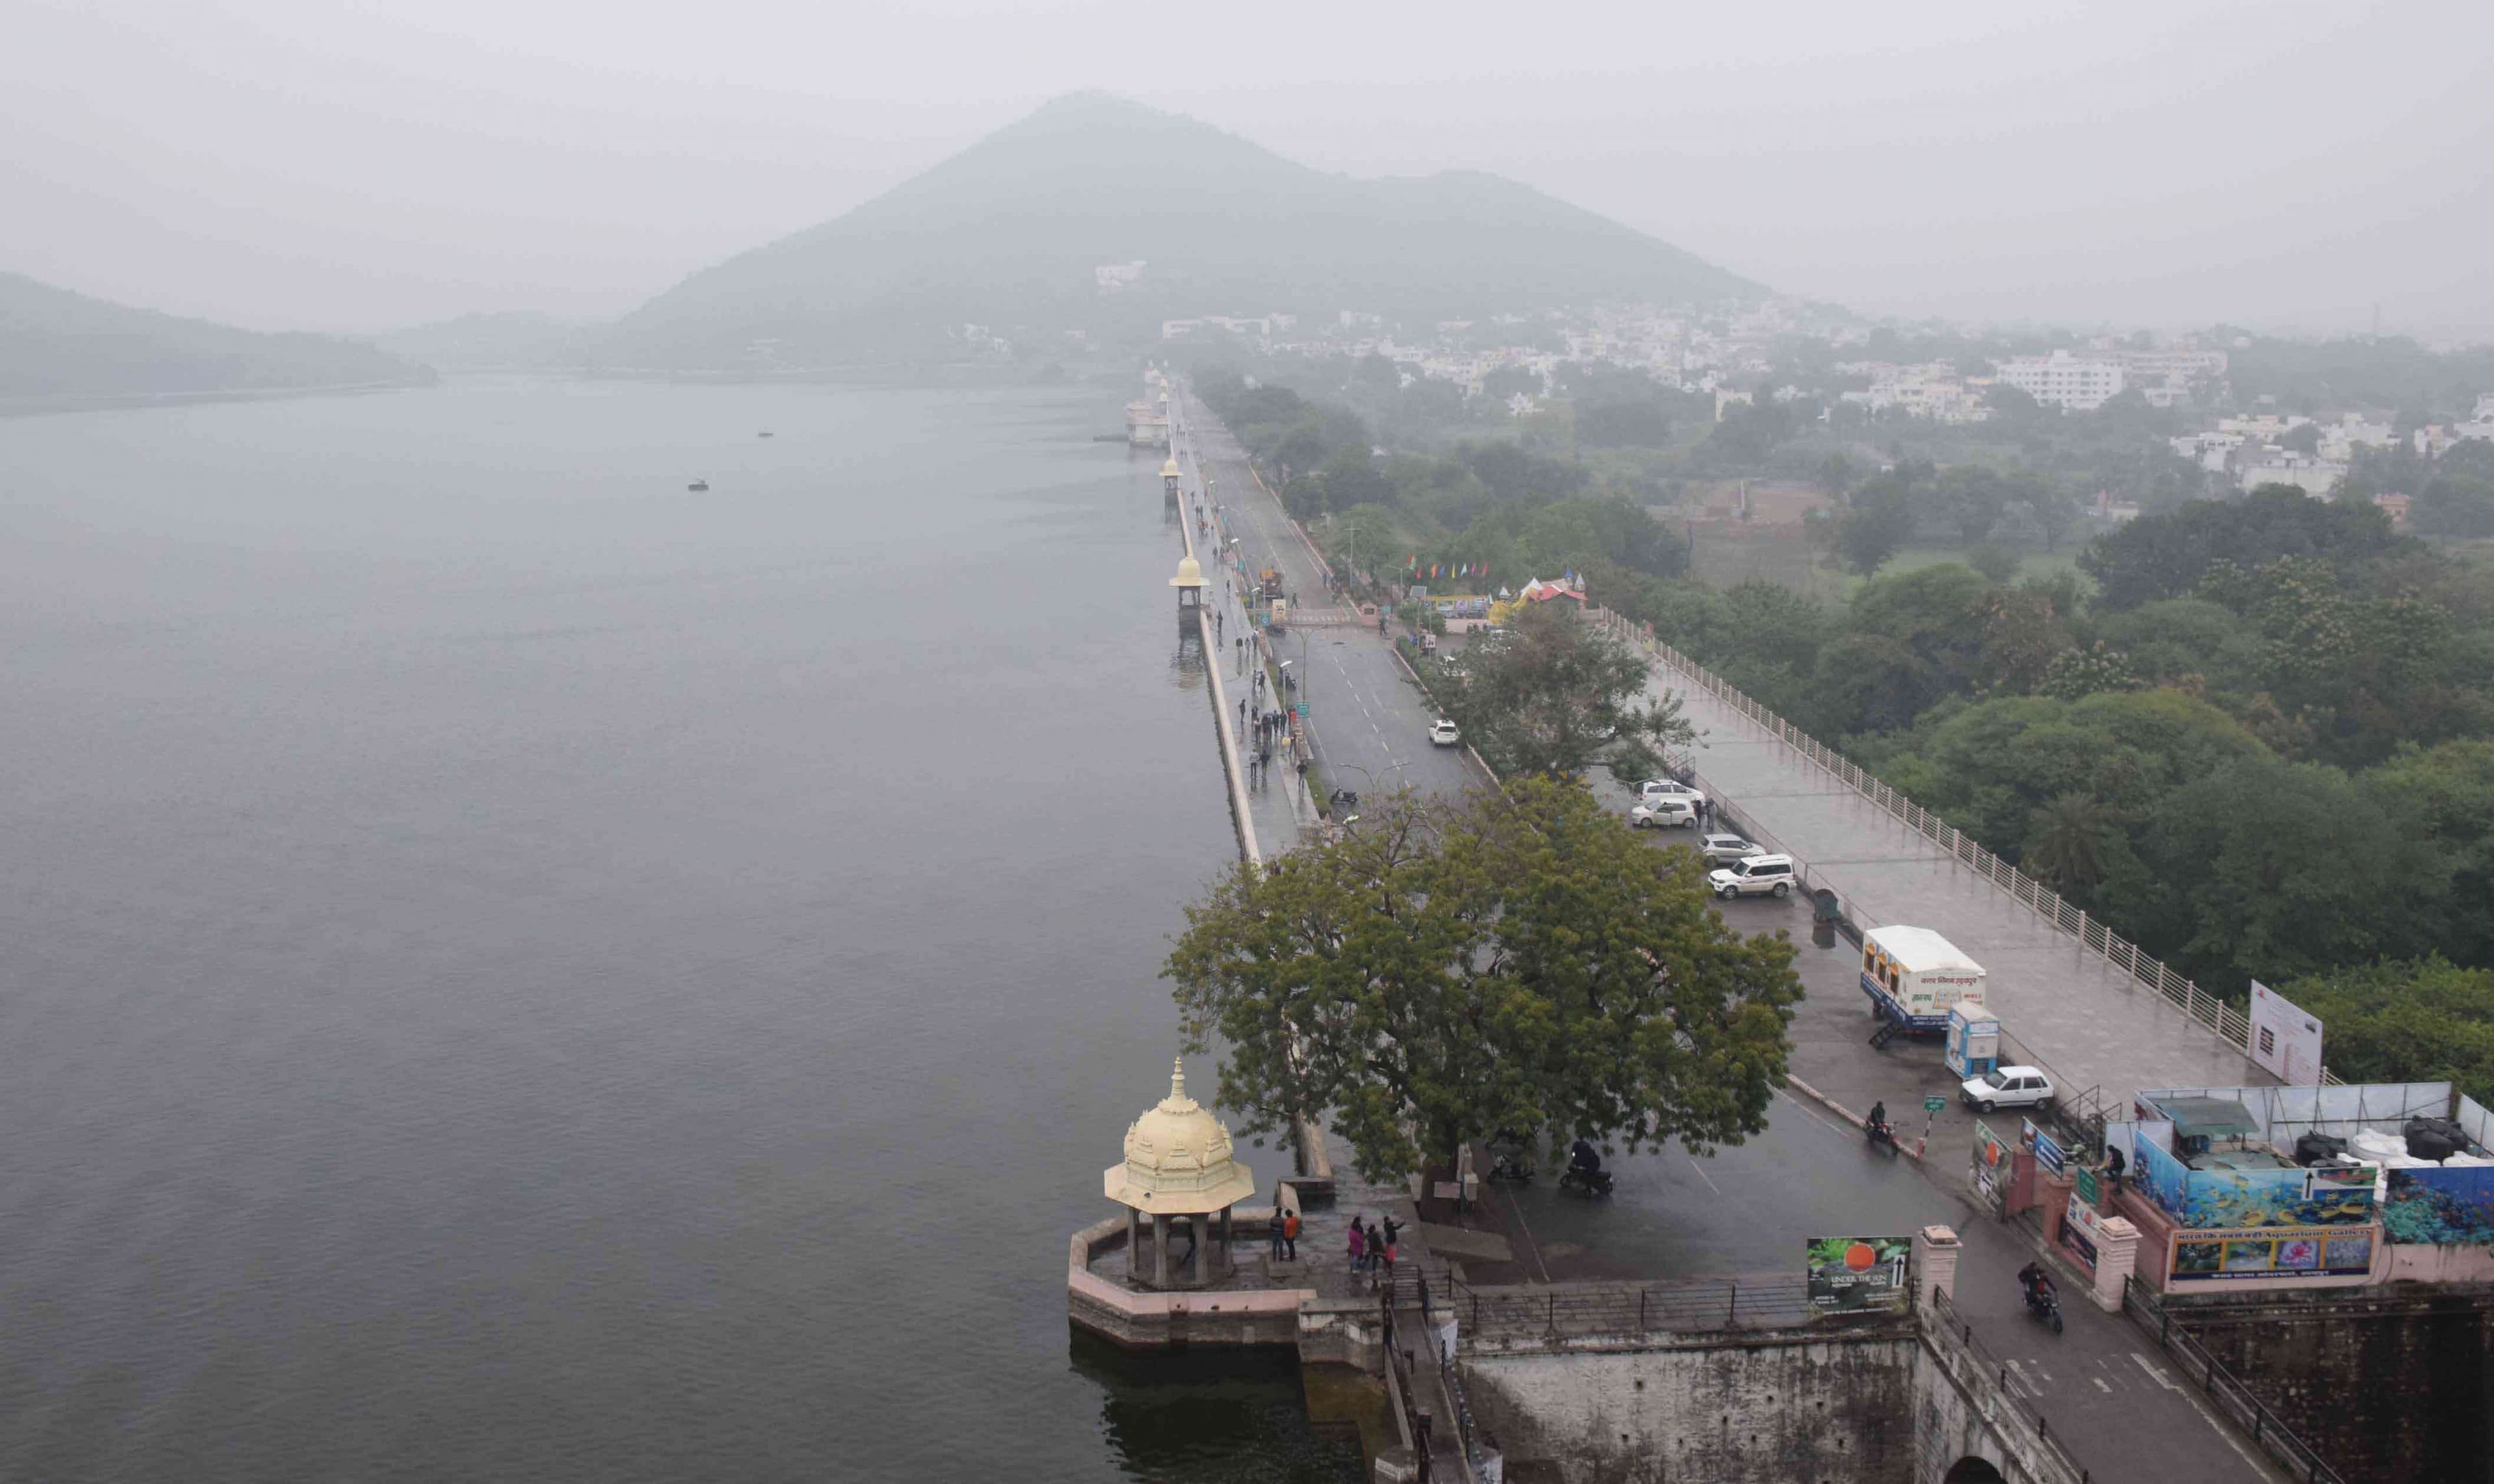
<box><xmin>1585</xmin><ymin>605</ymin><xmax>2337</xmax><ymax>1087</ymax></box>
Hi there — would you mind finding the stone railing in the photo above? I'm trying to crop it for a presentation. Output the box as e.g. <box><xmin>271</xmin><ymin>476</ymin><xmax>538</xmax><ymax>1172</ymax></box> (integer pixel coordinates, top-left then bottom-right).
<box><xmin>1589</xmin><ymin>605</ymin><xmax>2335</xmax><ymax>1085</ymax></box>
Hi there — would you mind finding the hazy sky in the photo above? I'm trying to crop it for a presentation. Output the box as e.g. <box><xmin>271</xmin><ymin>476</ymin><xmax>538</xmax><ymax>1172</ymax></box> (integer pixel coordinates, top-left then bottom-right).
<box><xmin>6</xmin><ymin>0</ymin><xmax>2489</xmax><ymax>338</ymax></box>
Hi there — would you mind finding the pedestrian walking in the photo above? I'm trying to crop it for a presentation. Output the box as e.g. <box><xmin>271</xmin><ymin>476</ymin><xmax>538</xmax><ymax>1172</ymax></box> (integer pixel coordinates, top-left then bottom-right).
<box><xmin>1346</xmin><ymin>1221</ymin><xmax>1366</xmax><ymax>1276</ymax></box>
<box><xmin>1282</xmin><ymin>1207</ymin><xmax>1300</xmax><ymax>1261</ymax></box>
<box><xmin>1269</xmin><ymin>1205</ymin><xmax>1287</xmax><ymax>1261</ymax></box>
<box><xmin>1380</xmin><ymin>1228</ymin><xmax>1398</xmax><ymax>1285</ymax></box>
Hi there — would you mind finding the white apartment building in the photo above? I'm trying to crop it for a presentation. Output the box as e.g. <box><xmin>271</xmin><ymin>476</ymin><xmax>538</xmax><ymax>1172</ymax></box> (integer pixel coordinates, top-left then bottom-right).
<box><xmin>1994</xmin><ymin>350</ymin><xmax>2127</xmax><ymax>411</ymax></box>
<box><xmin>2240</xmin><ymin>457</ymin><xmax>2346</xmax><ymax>498</ymax></box>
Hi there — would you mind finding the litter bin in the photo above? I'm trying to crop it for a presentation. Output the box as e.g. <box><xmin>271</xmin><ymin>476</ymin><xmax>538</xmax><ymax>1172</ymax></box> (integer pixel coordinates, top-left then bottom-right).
<box><xmin>1811</xmin><ymin>887</ymin><xmax>1842</xmax><ymax>949</ymax></box>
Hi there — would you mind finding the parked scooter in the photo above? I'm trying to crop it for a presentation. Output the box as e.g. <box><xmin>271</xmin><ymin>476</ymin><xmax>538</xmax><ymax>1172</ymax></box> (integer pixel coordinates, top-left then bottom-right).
<box><xmin>1484</xmin><ymin>1128</ymin><xmax>1536</xmax><ymax>1183</ymax></box>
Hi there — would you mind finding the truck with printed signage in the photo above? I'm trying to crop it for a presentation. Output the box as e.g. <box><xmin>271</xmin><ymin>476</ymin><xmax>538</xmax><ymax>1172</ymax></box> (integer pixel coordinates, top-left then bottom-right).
<box><xmin>1859</xmin><ymin>925</ymin><xmax>1986</xmax><ymax>1034</ymax></box>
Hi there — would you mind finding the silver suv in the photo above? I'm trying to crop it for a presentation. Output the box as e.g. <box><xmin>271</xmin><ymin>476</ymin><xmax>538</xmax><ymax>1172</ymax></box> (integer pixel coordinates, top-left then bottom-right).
<box><xmin>1707</xmin><ymin>853</ymin><xmax>1796</xmax><ymax>900</ymax></box>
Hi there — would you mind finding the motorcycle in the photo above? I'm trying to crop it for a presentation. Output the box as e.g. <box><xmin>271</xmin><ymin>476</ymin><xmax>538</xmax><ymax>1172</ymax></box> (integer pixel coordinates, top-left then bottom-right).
<box><xmin>1329</xmin><ymin>788</ymin><xmax>1359</xmax><ymax>811</ymax></box>
<box><xmin>1559</xmin><ymin>1165</ymin><xmax>1615</xmax><ymax>1198</ymax></box>
<box><xmin>1864</xmin><ymin>1116</ymin><xmax>1898</xmax><ymax>1155</ymax></box>
<box><xmin>1483</xmin><ymin>1128</ymin><xmax>1535</xmax><ymax>1183</ymax></box>
<box><xmin>2022</xmin><ymin>1281</ymin><xmax>2064</xmax><ymax>1334</ymax></box>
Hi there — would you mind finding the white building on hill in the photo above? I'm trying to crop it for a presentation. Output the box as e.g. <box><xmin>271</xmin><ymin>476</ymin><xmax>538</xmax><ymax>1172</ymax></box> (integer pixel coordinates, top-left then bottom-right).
<box><xmin>1995</xmin><ymin>350</ymin><xmax>2126</xmax><ymax>411</ymax></box>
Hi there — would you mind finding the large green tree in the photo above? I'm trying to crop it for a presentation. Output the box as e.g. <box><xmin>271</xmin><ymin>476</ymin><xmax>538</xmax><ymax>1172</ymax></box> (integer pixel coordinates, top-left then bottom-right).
<box><xmin>2276</xmin><ymin>959</ymin><xmax>2494</xmax><ymax>1105</ymax></box>
<box><xmin>1435</xmin><ymin>601</ymin><xmax>1696</xmax><ymax>784</ymax></box>
<box><xmin>1164</xmin><ymin>779</ymin><xmax>1802</xmax><ymax>1180</ymax></box>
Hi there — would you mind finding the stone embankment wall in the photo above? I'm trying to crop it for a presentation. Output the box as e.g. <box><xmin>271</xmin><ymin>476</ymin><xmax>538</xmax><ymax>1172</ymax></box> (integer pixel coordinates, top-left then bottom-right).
<box><xmin>1459</xmin><ymin>1327</ymin><xmax>1922</xmax><ymax>1484</ymax></box>
<box><xmin>2176</xmin><ymin>1286</ymin><xmax>2494</xmax><ymax>1484</ymax></box>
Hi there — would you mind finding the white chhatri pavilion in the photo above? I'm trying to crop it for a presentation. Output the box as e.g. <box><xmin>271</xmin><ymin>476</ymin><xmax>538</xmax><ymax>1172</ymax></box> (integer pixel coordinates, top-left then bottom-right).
<box><xmin>1104</xmin><ymin>1059</ymin><xmax>1256</xmax><ymax>1288</ymax></box>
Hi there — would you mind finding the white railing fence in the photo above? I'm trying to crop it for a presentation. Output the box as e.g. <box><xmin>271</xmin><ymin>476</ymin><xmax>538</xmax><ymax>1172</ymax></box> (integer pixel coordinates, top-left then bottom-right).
<box><xmin>1588</xmin><ymin>605</ymin><xmax>2330</xmax><ymax>1085</ymax></box>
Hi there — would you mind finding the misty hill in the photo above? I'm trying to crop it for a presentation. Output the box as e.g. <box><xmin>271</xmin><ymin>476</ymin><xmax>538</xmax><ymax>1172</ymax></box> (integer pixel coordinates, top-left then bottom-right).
<box><xmin>599</xmin><ymin>94</ymin><xmax>1763</xmax><ymax>368</ymax></box>
<box><xmin>374</xmin><ymin>310</ymin><xmax>598</xmax><ymax>370</ymax></box>
<box><xmin>0</xmin><ymin>272</ymin><xmax>430</xmax><ymax>401</ymax></box>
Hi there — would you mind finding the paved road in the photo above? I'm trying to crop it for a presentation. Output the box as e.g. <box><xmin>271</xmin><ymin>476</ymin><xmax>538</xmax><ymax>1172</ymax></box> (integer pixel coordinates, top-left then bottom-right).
<box><xmin>1176</xmin><ymin>390</ymin><xmax>1476</xmax><ymax>807</ymax></box>
<box><xmin>1176</xmin><ymin>392</ymin><xmax>2279</xmax><ymax>1481</ymax></box>
<box><xmin>1621</xmin><ymin>630</ymin><xmax>2269</xmax><ymax>1109</ymax></box>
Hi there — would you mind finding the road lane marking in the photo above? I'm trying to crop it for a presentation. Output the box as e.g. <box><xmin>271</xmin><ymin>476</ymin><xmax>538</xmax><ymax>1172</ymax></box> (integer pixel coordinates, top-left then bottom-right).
<box><xmin>1687</xmin><ymin>1159</ymin><xmax>1721</xmax><ymax>1195</ymax></box>
<box><xmin>2005</xmin><ymin>1359</ymin><xmax>2039</xmax><ymax>1397</ymax></box>
<box><xmin>2131</xmin><ymin>1353</ymin><xmax>2183</xmax><ymax>1391</ymax></box>
<box><xmin>2093</xmin><ymin>1377</ymin><xmax>2112</xmax><ymax>1393</ymax></box>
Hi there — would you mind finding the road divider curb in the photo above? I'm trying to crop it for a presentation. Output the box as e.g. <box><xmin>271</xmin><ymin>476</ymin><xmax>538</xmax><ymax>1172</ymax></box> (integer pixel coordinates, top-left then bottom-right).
<box><xmin>1785</xmin><ymin>1073</ymin><xmax>1926</xmax><ymax>1163</ymax></box>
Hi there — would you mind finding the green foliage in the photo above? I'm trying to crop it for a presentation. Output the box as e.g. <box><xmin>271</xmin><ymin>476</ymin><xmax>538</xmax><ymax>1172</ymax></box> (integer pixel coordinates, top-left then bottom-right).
<box><xmin>1840</xmin><ymin>475</ymin><xmax>1918</xmax><ymax>575</ymax></box>
<box><xmin>1435</xmin><ymin>602</ymin><xmax>1694</xmax><ymax>785</ymax></box>
<box><xmin>2276</xmin><ymin>959</ymin><xmax>2494</xmax><ymax>1105</ymax></box>
<box><xmin>2078</xmin><ymin>487</ymin><xmax>2412</xmax><ymax>612</ymax></box>
<box><xmin>1164</xmin><ymin>779</ymin><xmax>1802</xmax><ymax>1179</ymax></box>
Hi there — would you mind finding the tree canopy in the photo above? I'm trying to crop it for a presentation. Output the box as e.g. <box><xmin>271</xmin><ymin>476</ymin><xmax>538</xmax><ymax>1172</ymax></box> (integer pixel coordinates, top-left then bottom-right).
<box><xmin>1431</xmin><ymin>601</ymin><xmax>1696</xmax><ymax>784</ymax></box>
<box><xmin>1164</xmin><ymin>779</ymin><xmax>1801</xmax><ymax>1181</ymax></box>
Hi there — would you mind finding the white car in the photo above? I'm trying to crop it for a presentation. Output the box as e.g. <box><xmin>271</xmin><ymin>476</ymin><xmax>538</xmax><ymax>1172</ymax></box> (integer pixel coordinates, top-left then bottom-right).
<box><xmin>1960</xmin><ymin>1065</ymin><xmax>2056</xmax><ymax>1114</ymax></box>
<box><xmin>1640</xmin><ymin>779</ymin><xmax>1708</xmax><ymax>811</ymax></box>
<box><xmin>1430</xmin><ymin>718</ymin><xmax>1461</xmax><ymax>747</ymax></box>
<box><xmin>1706</xmin><ymin>853</ymin><xmax>1795</xmax><ymax>899</ymax></box>
<box><xmin>1630</xmin><ymin>798</ymin><xmax>1697</xmax><ymax>829</ymax></box>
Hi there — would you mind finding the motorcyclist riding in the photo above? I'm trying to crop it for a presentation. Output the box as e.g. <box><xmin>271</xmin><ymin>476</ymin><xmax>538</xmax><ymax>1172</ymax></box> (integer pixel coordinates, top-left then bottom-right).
<box><xmin>1569</xmin><ymin>1138</ymin><xmax>1602</xmax><ymax>1177</ymax></box>
<box><xmin>2019</xmin><ymin>1261</ymin><xmax>2055</xmax><ymax>1307</ymax></box>
<box><xmin>1868</xmin><ymin>1100</ymin><xmax>1889</xmax><ymax>1135</ymax></box>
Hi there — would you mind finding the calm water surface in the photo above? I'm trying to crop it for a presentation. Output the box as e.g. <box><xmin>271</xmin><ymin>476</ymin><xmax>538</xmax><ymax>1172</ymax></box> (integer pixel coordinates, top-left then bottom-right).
<box><xmin>0</xmin><ymin>380</ymin><xmax>1357</xmax><ymax>1481</ymax></box>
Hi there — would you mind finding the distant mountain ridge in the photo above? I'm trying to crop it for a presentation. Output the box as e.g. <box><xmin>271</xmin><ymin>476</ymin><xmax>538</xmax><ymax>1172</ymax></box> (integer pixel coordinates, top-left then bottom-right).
<box><xmin>598</xmin><ymin>93</ymin><xmax>1763</xmax><ymax>369</ymax></box>
<box><xmin>0</xmin><ymin>271</ymin><xmax>429</xmax><ymax>401</ymax></box>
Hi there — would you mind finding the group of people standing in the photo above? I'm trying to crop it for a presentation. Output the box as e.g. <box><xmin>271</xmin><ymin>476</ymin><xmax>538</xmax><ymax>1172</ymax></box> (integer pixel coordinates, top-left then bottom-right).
<box><xmin>1345</xmin><ymin>1214</ymin><xmax>1402</xmax><ymax>1288</ymax></box>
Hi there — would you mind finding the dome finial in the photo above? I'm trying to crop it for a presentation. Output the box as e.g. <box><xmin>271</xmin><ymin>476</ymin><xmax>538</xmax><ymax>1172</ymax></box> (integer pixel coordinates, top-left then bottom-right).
<box><xmin>1169</xmin><ymin>1056</ymin><xmax>1185</xmax><ymax>1103</ymax></box>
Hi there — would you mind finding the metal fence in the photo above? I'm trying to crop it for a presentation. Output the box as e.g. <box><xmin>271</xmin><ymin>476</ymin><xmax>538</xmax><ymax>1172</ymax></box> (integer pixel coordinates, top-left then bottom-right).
<box><xmin>1590</xmin><ymin>606</ymin><xmax>2337</xmax><ymax>1085</ymax></box>
<box><xmin>2122</xmin><ymin>1279</ymin><xmax>2347</xmax><ymax>1484</ymax></box>
<box><xmin>1379</xmin><ymin>1282</ymin><xmax>1436</xmax><ymax>1483</ymax></box>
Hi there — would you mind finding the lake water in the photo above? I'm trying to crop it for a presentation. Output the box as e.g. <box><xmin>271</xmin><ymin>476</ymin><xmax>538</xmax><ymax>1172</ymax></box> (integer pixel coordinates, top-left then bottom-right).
<box><xmin>0</xmin><ymin>379</ymin><xmax>1358</xmax><ymax>1481</ymax></box>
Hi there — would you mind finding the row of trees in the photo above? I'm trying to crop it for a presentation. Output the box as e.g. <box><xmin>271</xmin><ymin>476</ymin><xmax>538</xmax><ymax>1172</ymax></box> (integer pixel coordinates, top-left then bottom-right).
<box><xmin>1196</xmin><ymin>369</ymin><xmax>1690</xmax><ymax>589</ymax></box>
<box><xmin>1589</xmin><ymin>490</ymin><xmax>2494</xmax><ymax>1002</ymax></box>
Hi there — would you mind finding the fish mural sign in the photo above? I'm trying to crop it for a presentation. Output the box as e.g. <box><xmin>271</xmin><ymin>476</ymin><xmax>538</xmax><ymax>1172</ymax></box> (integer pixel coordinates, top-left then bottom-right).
<box><xmin>2384</xmin><ymin>1166</ymin><xmax>2494</xmax><ymax>1245</ymax></box>
<box><xmin>2182</xmin><ymin>1166</ymin><xmax>2376</xmax><ymax>1229</ymax></box>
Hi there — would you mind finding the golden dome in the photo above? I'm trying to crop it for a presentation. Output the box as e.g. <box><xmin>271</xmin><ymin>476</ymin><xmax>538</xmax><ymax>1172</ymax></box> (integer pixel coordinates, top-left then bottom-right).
<box><xmin>1169</xmin><ymin>555</ymin><xmax>1207</xmax><ymax>589</ymax></box>
<box><xmin>1161</xmin><ymin>457</ymin><xmax>1182</xmax><ymax>479</ymax></box>
<box><xmin>1103</xmin><ymin>1059</ymin><xmax>1257</xmax><ymax>1214</ymax></box>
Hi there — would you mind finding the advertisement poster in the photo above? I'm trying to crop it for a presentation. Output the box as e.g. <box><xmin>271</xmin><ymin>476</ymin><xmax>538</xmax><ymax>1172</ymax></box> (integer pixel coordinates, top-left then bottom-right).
<box><xmin>2061</xmin><ymin>1192</ymin><xmax>2102</xmax><ymax>1276</ymax></box>
<box><xmin>1972</xmin><ymin>1120</ymin><xmax>2009</xmax><ymax>1207</ymax></box>
<box><xmin>2247</xmin><ymin>979</ymin><xmax>2324</xmax><ymax>1085</ymax></box>
<box><xmin>2169</xmin><ymin>1226</ymin><xmax>2376</xmax><ymax>1283</ymax></box>
<box><xmin>2022</xmin><ymin>1117</ymin><xmax>2067</xmax><ymax>1176</ymax></box>
<box><xmin>1806</xmin><ymin>1237</ymin><xmax>1911</xmax><ymax>1314</ymax></box>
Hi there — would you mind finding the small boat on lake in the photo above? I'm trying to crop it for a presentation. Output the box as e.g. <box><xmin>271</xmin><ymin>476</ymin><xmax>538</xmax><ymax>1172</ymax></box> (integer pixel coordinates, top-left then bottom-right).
<box><xmin>687</xmin><ymin>478</ymin><xmax>710</xmax><ymax>492</ymax></box>
<box><xmin>758</xmin><ymin>430</ymin><xmax>774</xmax><ymax>438</ymax></box>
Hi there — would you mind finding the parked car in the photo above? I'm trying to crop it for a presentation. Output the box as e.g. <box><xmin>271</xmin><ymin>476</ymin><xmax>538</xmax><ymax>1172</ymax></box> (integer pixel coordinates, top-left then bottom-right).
<box><xmin>1430</xmin><ymin>718</ymin><xmax>1461</xmax><ymax>747</ymax></box>
<box><xmin>1706</xmin><ymin>853</ymin><xmax>1796</xmax><ymax>899</ymax></box>
<box><xmin>1698</xmin><ymin>833</ymin><xmax>1761</xmax><ymax>866</ymax></box>
<box><xmin>1960</xmin><ymin>1065</ymin><xmax>2056</xmax><ymax>1114</ymax></box>
<box><xmin>1639</xmin><ymin>779</ymin><xmax>1708</xmax><ymax>811</ymax></box>
<box><xmin>1630</xmin><ymin>798</ymin><xmax>1697</xmax><ymax>829</ymax></box>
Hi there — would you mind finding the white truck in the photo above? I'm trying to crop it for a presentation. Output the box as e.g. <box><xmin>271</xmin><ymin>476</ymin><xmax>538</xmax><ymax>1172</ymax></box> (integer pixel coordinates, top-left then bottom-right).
<box><xmin>1859</xmin><ymin>925</ymin><xmax>1986</xmax><ymax>1036</ymax></box>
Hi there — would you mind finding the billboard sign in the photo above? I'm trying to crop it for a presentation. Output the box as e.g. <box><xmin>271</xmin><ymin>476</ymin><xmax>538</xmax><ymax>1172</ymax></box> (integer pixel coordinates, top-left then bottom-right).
<box><xmin>2248</xmin><ymin>979</ymin><xmax>2324</xmax><ymax>1085</ymax></box>
<box><xmin>2169</xmin><ymin>1226</ymin><xmax>2376</xmax><ymax>1283</ymax></box>
<box><xmin>2023</xmin><ymin>1117</ymin><xmax>2067</xmax><ymax>1176</ymax></box>
<box><xmin>1806</xmin><ymin>1237</ymin><xmax>1911</xmax><ymax>1314</ymax></box>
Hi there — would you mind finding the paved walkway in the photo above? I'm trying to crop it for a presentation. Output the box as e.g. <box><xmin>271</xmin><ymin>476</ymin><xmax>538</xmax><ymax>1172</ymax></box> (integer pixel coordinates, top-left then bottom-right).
<box><xmin>1168</xmin><ymin>410</ymin><xmax>1310</xmax><ymax>857</ymax></box>
<box><xmin>1623</xmin><ymin>633</ymin><xmax>2267</xmax><ymax>1109</ymax></box>
<box><xmin>1176</xmin><ymin>390</ymin><xmax>1476</xmax><ymax>808</ymax></box>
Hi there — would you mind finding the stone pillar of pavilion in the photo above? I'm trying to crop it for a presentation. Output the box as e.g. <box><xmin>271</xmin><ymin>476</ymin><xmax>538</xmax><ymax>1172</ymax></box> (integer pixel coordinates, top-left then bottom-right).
<box><xmin>1103</xmin><ymin>1058</ymin><xmax>1257</xmax><ymax>1290</ymax></box>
